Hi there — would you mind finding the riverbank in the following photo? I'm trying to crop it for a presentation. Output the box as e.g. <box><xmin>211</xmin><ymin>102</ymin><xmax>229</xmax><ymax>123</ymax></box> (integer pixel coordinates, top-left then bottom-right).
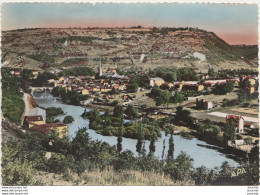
<box><xmin>33</xmin><ymin>92</ymin><xmax>239</xmax><ymax>168</ymax></box>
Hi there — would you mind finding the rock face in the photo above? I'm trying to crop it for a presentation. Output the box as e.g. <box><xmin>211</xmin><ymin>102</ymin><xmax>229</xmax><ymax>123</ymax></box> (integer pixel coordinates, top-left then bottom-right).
<box><xmin>1</xmin><ymin>27</ymin><xmax>258</xmax><ymax>71</ymax></box>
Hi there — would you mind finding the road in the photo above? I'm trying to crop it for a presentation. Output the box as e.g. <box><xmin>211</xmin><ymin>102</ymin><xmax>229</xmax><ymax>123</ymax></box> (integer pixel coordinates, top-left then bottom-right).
<box><xmin>21</xmin><ymin>93</ymin><xmax>32</xmax><ymax>125</ymax></box>
<box><xmin>208</xmin><ymin>112</ymin><xmax>259</xmax><ymax>123</ymax></box>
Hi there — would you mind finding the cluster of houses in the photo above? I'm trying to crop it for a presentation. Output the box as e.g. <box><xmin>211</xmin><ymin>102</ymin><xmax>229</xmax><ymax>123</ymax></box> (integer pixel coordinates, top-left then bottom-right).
<box><xmin>47</xmin><ymin>60</ymin><xmax>131</xmax><ymax>97</ymax></box>
<box><xmin>10</xmin><ymin>69</ymin><xmax>39</xmax><ymax>79</ymax></box>
<box><xmin>23</xmin><ymin>107</ymin><xmax>67</xmax><ymax>138</ymax></box>
<box><xmin>149</xmin><ymin>75</ymin><xmax>257</xmax><ymax>94</ymax></box>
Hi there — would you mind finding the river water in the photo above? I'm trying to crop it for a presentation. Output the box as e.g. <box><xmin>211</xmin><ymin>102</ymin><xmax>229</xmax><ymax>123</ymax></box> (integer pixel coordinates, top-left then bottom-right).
<box><xmin>33</xmin><ymin>92</ymin><xmax>239</xmax><ymax>169</ymax></box>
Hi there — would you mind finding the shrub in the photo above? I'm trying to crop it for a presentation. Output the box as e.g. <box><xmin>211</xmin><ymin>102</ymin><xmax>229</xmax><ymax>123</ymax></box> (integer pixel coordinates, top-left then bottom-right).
<box><xmin>63</xmin><ymin>116</ymin><xmax>74</xmax><ymax>124</ymax></box>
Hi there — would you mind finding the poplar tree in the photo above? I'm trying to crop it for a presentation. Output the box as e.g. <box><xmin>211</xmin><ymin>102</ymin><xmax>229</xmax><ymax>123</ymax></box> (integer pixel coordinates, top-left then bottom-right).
<box><xmin>136</xmin><ymin>123</ymin><xmax>144</xmax><ymax>155</ymax></box>
<box><xmin>117</xmin><ymin>127</ymin><xmax>123</xmax><ymax>154</ymax></box>
<box><xmin>167</xmin><ymin>134</ymin><xmax>174</xmax><ymax>159</ymax></box>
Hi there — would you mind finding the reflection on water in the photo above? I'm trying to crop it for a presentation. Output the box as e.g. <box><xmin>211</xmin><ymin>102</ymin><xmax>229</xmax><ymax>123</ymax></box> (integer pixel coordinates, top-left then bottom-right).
<box><xmin>33</xmin><ymin>92</ymin><xmax>238</xmax><ymax>169</ymax></box>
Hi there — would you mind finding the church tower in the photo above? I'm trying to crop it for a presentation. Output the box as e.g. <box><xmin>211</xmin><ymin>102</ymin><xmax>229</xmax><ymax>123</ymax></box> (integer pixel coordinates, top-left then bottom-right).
<box><xmin>98</xmin><ymin>57</ymin><xmax>102</xmax><ymax>77</ymax></box>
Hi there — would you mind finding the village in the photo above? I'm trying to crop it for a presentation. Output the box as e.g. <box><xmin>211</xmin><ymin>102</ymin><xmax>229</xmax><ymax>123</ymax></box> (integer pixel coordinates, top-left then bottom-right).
<box><xmin>8</xmin><ymin>57</ymin><xmax>258</xmax><ymax>156</ymax></box>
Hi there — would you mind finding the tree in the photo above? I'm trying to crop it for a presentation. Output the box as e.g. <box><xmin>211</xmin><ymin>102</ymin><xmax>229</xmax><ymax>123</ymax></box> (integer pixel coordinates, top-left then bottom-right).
<box><xmin>136</xmin><ymin>123</ymin><xmax>144</xmax><ymax>155</ymax></box>
<box><xmin>33</xmin><ymin>71</ymin><xmax>57</xmax><ymax>87</ymax></box>
<box><xmin>71</xmin><ymin>128</ymin><xmax>91</xmax><ymax>159</ymax></box>
<box><xmin>223</xmin><ymin>81</ymin><xmax>234</xmax><ymax>94</ymax></box>
<box><xmin>150</xmin><ymin>84</ymin><xmax>160</xmax><ymax>97</ymax></box>
<box><xmin>193</xmin><ymin>166</ymin><xmax>211</xmax><ymax>185</ymax></box>
<box><xmin>223</xmin><ymin>119</ymin><xmax>236</xmax><ymax>142</ymax></box>
<box><xmin>113</xmin><ymin>105</ymin><xmax>123</xmax><ymax>119</ymax></box>
<box><xmin>2</xmin><ymin>160</ymin><xmax>35</xmax><ymax>185</ymax></box>
<box><xmin>156</xmin><ymin>90</ymin><xmax>171</xmax><ymax>107</ymax></box>
<box><xmin>214</xmin><ymin>81</ymin><xmax>234</xmax><ymax>95</ymax></box>
<box><xmin>244</xmin><ymin>137</ymin><xmax>253</xmax><ymax>145</ymax></box>
<box><xmin>171</xmin><ymin>91</ymin><xmax>185</xmax><ymax>104</ymax></box>
<box><xmin>63</xmin><ymin>116</ymin><xmax>74</xmax><ymax>124</ymax></box>
<box><xmin>81</xmin><ymin>109</ymin><xmax>89</xmax><ymax>118</ymax></box>
<box><xmin>125</xmin><ymin>104</ymin><xmax>138</xmax><ymax>118</ymax></box>
<box><xmin>161</xmin><ymin>139</ymin><xmax>166</xmax><ymax>160</ymax></box>
<box><xmin>128</xmin><ymin>81</ymin><xmax>139</xmax><ymax>93</ymax></box>
<box><xmin>208</xmin><ymin>68</ymin><xmax>217</xmax><ymax>78</ymax></box>
<box><xmin>167</xmin><ymin>134</ymin><xmax>174</xmax><ymax>159</ymax></box>
<box><xmin>117</xmin><ymin>127</ymin><xmax>123</xmax><ymax>154</ymax></box>
<box><xmin>149</xmin><ymin>129</ymin><xmax>157</xmax><ymax>154</ymax></box>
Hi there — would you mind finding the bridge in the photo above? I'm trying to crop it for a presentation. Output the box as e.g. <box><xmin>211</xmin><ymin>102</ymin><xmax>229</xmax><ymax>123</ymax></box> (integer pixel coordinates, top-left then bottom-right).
<box><xmin>29</xmin><ymin>86</ymin><xmax>54</xmax><ymax>95</ymax></box>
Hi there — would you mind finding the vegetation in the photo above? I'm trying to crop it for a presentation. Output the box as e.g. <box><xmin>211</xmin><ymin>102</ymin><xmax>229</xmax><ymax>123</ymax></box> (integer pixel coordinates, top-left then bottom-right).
<box><xmin>214</xmin><ymin>81</ymin><xmax>234</xmax><ymax>95</ymax></box>
<box><xmin>223</xmin><ymin>119</ymin><xmax>236</xmax><ymax>142</ymax></box>
<box><xmin>174</xmin><ymin>106</ymin><xmax>194</xmax><ymax>127</ymax></box>
<box><xmin>58</xmin><ymin>58</ymin><xmax>88</xmax><ymax>67</ymax></box>
<box><xmin>1</xmin><ymin>68</ymin><xmax>25</xmax><ymax>124</ymax></box>
<box><xmin>46</xmin><ymin>107</ymin><xmax>64</xmax><ymax>117</ymax></box>
<box><xmin>32</xmin><ymin>71</ymin><xmax>57</xmax><ymax>87</ymax></box>
<box><xmin>63</xmin><ymin>116</ymin><xmax>74</xmax><ymax>124</ymax></box>
<box><xmin>27</xmin><ymin>52</ymin><xmax>55</xmax><ymax>64</ymax></box>
<box><xmin>57</xmin><ymin>36</ymin><xmax>101</xmax><ymax>44</ymax></box>
<box><xmin>84</xmin><ymin>109</ymin><xmax>161</xmax><ymax>140</ymax></box>
<box><xmin>149</xmin><ymin>67</ymin><xmax>199</xmax><ymax>82</ymax></box>
<box><xmin>202</xmin><ymin>32</ymin><xmax>258</xmax><ymax>63</ymax></box>
<box><xmin>171</xmin><ymin>91</ymin><xmax>185</xmax><ymax>104</ymax></box>
<box><xmin>2</xmin><ymin>124</ymin><xmax>258</xmax><ymax>185</ymax></box>
<box><xmin>52</xmin><ymin>87</ymin><xmax>90</xmax><ymax>106</ymax></box>
<box><xmin>150</xmin><ymin>85</ymin><xmax>172</xmax><ymax>107</ymax></box>
<box><xmin>60</xmin><ymin>67</ymin><xmax>95</xmax><ymax>77</ymax></box>
<box><xmin>124</xmin><ymin>105</ymin><xmax>138</xmax><ymax>119</ymax></box>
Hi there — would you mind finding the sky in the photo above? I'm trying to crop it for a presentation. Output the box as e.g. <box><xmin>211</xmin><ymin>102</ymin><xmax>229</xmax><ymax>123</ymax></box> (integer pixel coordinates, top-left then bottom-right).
<box><xmin>1</xmin><ymin>3</ymin><xmax>258</xmax><ymax>45</ymax></box>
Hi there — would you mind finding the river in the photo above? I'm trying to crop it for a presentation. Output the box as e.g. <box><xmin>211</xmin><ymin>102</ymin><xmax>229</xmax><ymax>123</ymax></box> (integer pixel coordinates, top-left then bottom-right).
<box><xmin>33</xmin><ymin>92</ymin><xmax>239</xmax><ymax>169</ymax></box>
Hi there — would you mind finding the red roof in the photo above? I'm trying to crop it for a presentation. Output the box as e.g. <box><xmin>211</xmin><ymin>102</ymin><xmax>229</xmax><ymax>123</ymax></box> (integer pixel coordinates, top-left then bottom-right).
<box><xmin>30</xmin><ymin>123</ymin><xmax>67</xmax><ymax>134</ymax></box>
<box><xmin>25</xmin><ymin>115</ymin><xmax>44</xmax><ymax>122</ymax></box>
<box><xmin>226</xmin><ymin>115</ymin><xmax>243</xmax><ymax>121</ymax></box>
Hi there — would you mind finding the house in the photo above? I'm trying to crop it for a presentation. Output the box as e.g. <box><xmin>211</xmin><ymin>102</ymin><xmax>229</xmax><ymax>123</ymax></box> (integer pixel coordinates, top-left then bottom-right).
<box><xmin>100</xmin><ymin>87</ymin><xmax>111</xmax><ymax>92</ymax></box>
<box><xmin>32</xmin><ymin>71</ymin><xmax>38</xmax><ymax>76</ymax></box>
<box><xmin>118</xmin><ymin>85</ymin><xmax>125</xmax><ymax>91</ymax></box>
<box><xmin>240</xmin><ymin>76</ymin><xmax>256</xmax><ymax>86</ymax></box>
<box><xmin>23</xmin><ymin>115</ymin><xmax>45</xmax><ymax>128</ymax></box>
<box><xmin>28</xmin><ymin>107</ymin><xmax>46</xmax><ymax>120</ymax></box>
<box><xmin>182</xmin><ymin>83</ymin><xmax>204</xmax><ymax>92</ymax></box>
<box><xmin>226</xmin><ymin>115</ymin><xmax>244</xmax><ymax>133</ymax></box>
<box><xmin>244</xmin><ymin>123</ymin><xmax>255</xmax><ymax>130</ymax></box>
<box><xmin>202</xmin><ymin>81</ymin><xmax>215</xmax><ymax>88</ymax></box>
<box><xmin>47</xmin><ymin>79</ymin><xmax>55</xmax><ymax>84</ymax></box>
<box><xmin>149</xmin><ymin>78</ymin><xmax>165</xmax><ymax>87</ymax></box>
<box><xmin>226</xmin><ymin>79</ymin><xmax>239</xmax><ymax>87</ymax></box>
<box><xmin>80</xmin><ymin>99</ymin><xmax>94</xmax><ymax>105</ymax></box>
<box><xmin>249</xmin><ymin>85</ymin><xmax>255</xmax><ymax>94</ymax></box>
<box><xmin>196</xmin><ymin>98</ymin><xmax>213</xmax><ymax>110</ymax></box>
<box><xmin>58</xmin><ymin>76</ymin><xmax>64</xmax><ymax>82</ymax></box>
<box><xmin>174</xmin><ymin>82</ymin><xmax>184</xmax><ymax>91</ymax></box>
<box><xmin>30</xmin><ymin>123</ymin><xmax>67</xmax><ymax>138</ymax></box>
<box><xmin>81</xmin><ymin>89</ymin><xmax>89</xmax><ymax>95</ymax></box>
<box><xmin>14</xmin><ymin>71</ymin><xmax>20</xmax><ymax>76</ymax></box>
<box><xmin>160</xmin><ymin>82</ymin><xmax>174</xmax><ymax>89</ymax></box>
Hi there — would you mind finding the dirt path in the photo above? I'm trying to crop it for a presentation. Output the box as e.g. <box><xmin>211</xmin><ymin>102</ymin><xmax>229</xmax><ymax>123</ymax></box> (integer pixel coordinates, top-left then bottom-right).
<box><xmin>208</xmin><ymin>112</ymin><xmax>259</xmax><ymax>123</ymax></box>
<box><xmin>21</xmin><ymin>93</ymin><xmax>34</xmax><ymax>125</ymax></box>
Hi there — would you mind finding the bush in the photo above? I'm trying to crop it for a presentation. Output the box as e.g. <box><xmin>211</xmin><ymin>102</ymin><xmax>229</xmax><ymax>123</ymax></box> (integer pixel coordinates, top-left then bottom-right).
<box><xmin>63</xmin><ymin>116</ymin><xmax>74</xmax><ymax>124</ymax></box>
<box><xmin>2</xmin><ymin>160</ymin><xmax>35</xmax><ymax>185</ymax></box>
<box><xmin>46</xmin><ymin>107</ymin><xmax>64</xmax><ymax>117</ymax></box>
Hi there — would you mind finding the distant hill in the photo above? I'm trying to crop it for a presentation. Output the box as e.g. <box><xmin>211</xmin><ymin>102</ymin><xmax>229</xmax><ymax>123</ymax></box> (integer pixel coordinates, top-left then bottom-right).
<box><xmin>1</xmin><ymin>27</ymin><xmax>258</xmax><ymax>72</ymax></box>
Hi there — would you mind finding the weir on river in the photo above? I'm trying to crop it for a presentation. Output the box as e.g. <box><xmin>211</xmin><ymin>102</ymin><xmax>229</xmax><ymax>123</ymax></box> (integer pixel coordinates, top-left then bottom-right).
<box><xmin>33</xmin><ymin>92</ymin><xmax>238</xmax><ymax>169</ymax></box>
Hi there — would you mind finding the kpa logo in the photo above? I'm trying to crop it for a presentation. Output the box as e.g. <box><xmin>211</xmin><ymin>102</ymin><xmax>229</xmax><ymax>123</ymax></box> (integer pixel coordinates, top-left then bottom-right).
<box><xmin>231</xmin><ymin>168</ymin><xmax>246</xmax><ymax>177</ymax></box>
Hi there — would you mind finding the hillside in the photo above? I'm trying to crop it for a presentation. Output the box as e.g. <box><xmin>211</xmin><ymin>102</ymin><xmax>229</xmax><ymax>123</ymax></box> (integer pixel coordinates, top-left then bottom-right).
<box><xmin>1</xmin><ymin>27</ymin><xmax>258</xmax><ymax>72</ymax></box>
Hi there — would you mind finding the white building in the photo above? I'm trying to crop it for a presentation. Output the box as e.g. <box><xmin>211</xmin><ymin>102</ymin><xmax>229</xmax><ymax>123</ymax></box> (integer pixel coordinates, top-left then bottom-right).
<box><xmin>226</xmin><ymin>115</ymin><xmax>244</xmax><ymax>133</ymax></box>
<box><xmin>149</xmin><ymin>78</ymin><xmax>165</xmax><ymax>87</ymax></box>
